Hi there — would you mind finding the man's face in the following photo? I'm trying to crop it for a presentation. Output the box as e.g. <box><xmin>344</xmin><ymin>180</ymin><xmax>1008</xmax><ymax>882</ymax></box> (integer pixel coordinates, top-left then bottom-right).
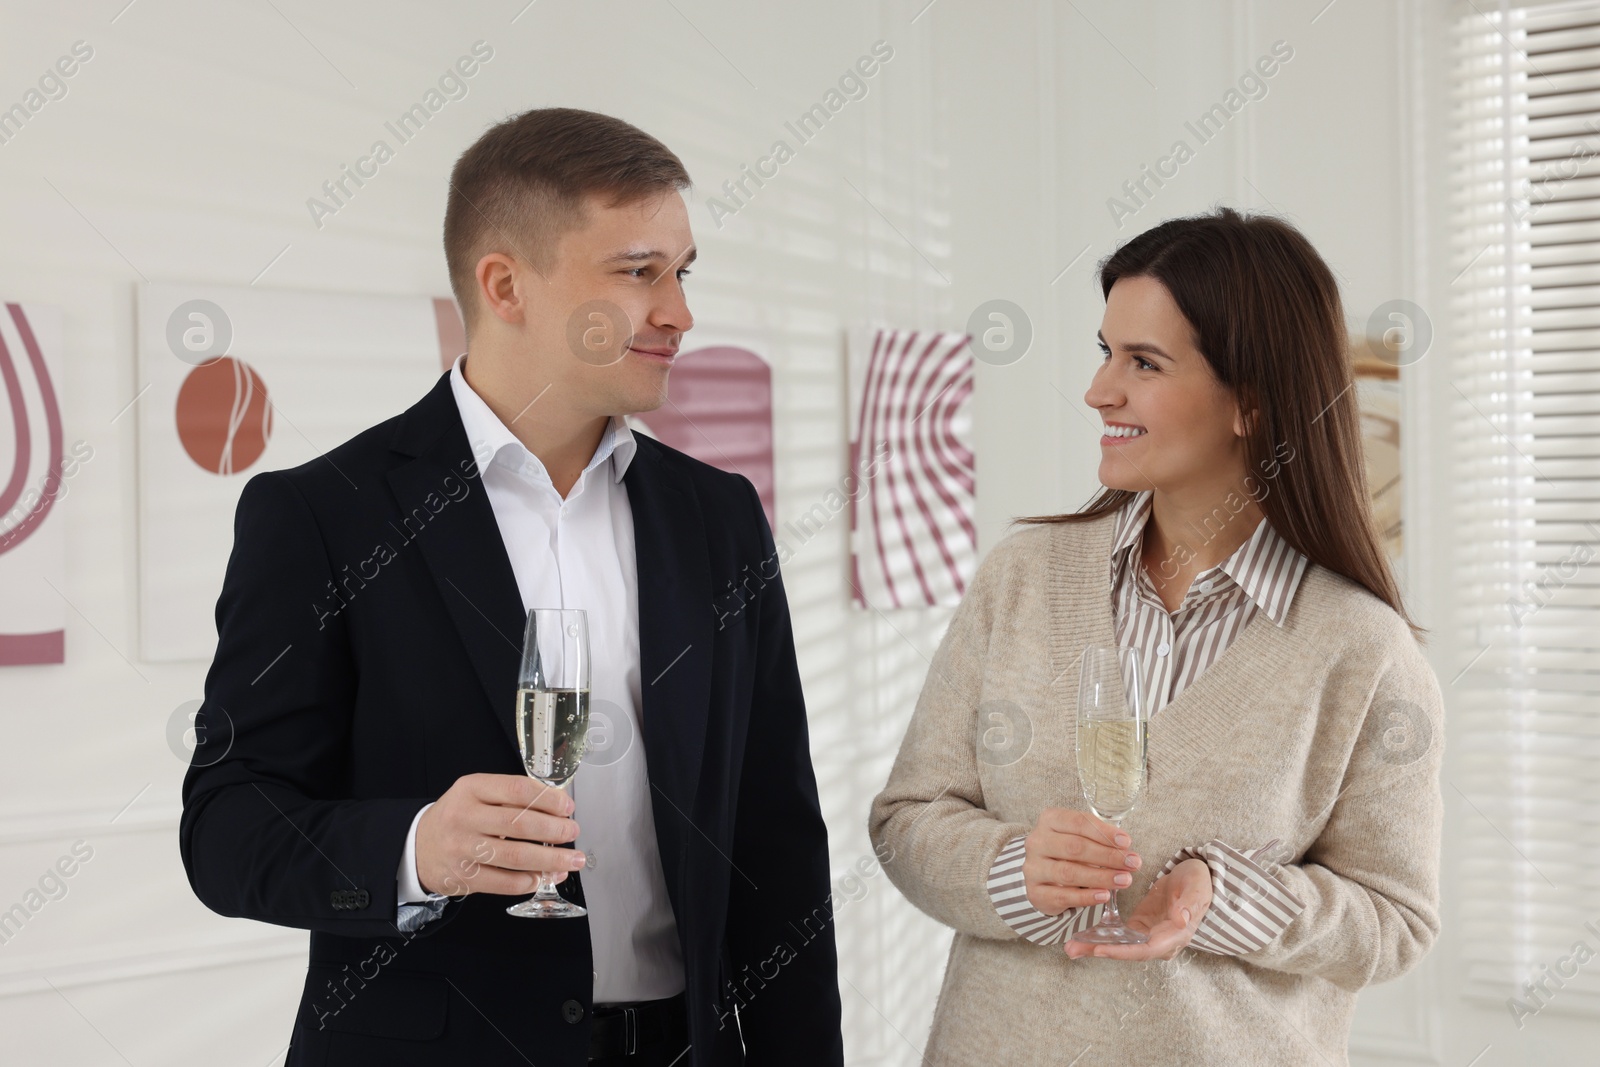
<box><xmin>520</xmin><ymin>188</ymin><xmax>696</xmax><ymax>418</ymax></box>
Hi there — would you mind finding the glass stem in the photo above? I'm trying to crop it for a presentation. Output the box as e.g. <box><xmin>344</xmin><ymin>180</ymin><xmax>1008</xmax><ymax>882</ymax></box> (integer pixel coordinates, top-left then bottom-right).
<box><xmin>533</xmin><ymin>870</ymin><xmax>562</xmax><ymax>901</ymax></box>
<box><xmin>531</xmin><ymin>780</ymin><xmax>570</xmax><ymax>902</ymax></box>
<box><xmin>1101</xmin><ymin>816</ymin><xmax>1127</xmax><ymax>926</ymax></box>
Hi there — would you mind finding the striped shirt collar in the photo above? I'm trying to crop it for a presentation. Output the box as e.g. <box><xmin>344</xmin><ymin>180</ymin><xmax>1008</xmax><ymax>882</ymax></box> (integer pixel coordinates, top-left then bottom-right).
<box><xmin>1108</xmin><ymin>489</ymin><xmax>1309</xmax><ymax>626</ymax></box>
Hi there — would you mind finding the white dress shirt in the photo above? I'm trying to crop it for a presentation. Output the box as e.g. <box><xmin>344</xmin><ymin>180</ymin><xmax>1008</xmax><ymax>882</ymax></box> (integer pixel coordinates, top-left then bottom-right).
<box><xmin>395</xmin><ymin>352</ymin><xmax>686</xmax><ymax>1002</ymax></box>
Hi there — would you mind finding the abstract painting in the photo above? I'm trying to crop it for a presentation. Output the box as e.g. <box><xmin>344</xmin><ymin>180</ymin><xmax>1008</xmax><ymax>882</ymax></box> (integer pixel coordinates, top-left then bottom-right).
<box><xmin>136</xmin><ymin>283</ymin><xmax>457</xmax><ymax>661</ymax></box>
<box><xmin>0</xmin><ymin>303</ymin><xmax>68</xmax><ymax>665</ymax></box>
<box><xmin>847</xmin><ymin>327</ymin><xmax>976</xmax><ymax>609</ymax></box>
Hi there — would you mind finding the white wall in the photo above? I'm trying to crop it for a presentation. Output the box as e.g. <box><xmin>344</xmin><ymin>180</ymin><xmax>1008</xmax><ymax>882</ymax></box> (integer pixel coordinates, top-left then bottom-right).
<box><xmin>0</xmin><ymin>1</ymin><xmax>1550</xmax><ymax>1064</ymax></box>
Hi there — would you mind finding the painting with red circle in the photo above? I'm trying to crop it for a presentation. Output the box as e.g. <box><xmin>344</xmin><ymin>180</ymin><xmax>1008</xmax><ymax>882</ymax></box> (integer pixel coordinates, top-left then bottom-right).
<box><xmin>175</xmin><ymin>357</ymin><xmax>273</xmax><ymax>475</ymax></box>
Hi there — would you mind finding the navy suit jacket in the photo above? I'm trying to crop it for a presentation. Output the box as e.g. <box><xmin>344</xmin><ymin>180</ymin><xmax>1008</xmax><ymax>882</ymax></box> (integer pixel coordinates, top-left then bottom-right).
<box><xmin>179</xmin><ymin>370</ymin><xmax>844</xmax><ymax>1065</ymax></box>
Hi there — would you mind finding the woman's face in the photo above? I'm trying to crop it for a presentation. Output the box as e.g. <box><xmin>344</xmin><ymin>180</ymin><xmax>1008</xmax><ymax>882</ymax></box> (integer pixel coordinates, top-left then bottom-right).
<box><xmin>1083</xmin><ymin>275</ymin><xmax>1251</xmax><ymax>495</ymax></box>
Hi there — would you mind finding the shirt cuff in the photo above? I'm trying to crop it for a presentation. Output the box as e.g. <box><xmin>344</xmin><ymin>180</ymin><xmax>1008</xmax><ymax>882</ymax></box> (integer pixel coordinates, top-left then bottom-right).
<box><xmin>1161</xmin><ymin>838</ymin><xmax>1306</xmax><ymax>955</ymax></box>
<box><xmin>396</xmin><ymin>802</ymin><xmax>448</xmax><ymax>932</ymax></box>
<box><xmin>985</xmin><ymin>833</ymin><xmax>1100</xmax><ymax>945</ymax></box>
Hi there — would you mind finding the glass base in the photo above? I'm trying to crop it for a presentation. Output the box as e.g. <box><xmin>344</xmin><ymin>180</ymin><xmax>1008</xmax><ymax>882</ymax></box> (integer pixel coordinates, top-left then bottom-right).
<box><xmin>1070</xmin><ymin>921</ymin><xmax>1149</xmax><ymax>945</ymax></box>
<box><xmin>506</xmin><ymin>896</ymin><xmax>587</xmax><ymax>919</ymax></box>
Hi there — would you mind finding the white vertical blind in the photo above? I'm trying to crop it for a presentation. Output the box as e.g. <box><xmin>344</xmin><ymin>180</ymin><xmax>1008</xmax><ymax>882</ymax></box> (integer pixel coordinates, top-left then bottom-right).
<box><xmin>1449</xmin><ymin>0</ymin><xmax>1600</xmax><ymax>1013</ymax></box>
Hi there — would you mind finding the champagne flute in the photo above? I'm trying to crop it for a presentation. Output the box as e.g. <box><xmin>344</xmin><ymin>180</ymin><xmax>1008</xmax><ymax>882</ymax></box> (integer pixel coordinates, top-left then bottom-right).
<box><xmin>1069</xmin><ymin>644</ymin><xmax>1149</xmax><ymax>946</ymax></box>
<box><xmin>506</xmin><ymin>607</ymin><xmax>591</xmax><ymax>919</ymax></box>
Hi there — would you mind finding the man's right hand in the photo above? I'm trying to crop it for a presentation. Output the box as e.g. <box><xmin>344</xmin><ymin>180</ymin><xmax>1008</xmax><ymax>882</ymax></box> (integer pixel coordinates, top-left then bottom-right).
<box><xmin>1021</xmin><ymin>807</ymin><xmax>1141</xmax><ymax>915</ymax></box>
<box><xmin>415</xmin><ymin>773</ymin><xmax>587</xmax><ymax>897</ymax></box>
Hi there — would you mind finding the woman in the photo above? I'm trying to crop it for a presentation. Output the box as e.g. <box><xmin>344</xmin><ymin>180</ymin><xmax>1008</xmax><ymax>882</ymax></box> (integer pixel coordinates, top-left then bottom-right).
<box><xmin>868</xmin><ymin>207</ymin><xmax>1443</xmax><ymax>1066</ymax></box>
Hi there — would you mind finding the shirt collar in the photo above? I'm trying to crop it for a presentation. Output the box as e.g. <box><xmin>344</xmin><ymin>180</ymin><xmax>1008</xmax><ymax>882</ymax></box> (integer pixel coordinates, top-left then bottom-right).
<box><xmin>1109</xmin><ymin>489</ymin><xmax>1309</xmax><ymax>626</ymax></box>
<box><xmin>448</xmin><ymin>352</ymin><xmax>636</xmax><ymax>485</ymax></box>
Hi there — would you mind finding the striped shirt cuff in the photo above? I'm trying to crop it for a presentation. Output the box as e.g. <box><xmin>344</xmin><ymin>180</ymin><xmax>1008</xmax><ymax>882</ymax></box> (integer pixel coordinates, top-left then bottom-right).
<box><xmin>397</xmin><ymin>896</ymin><xmax>447</xmax><ymax>934</ymax></box>
<box><xmin>1161</xmin><ymin>838</ymin><xmax>1305</xmax><ymax>955</ymax></box>
<box><xmin>986</xmin><ymin>834</ymin><xmax>1102</xmax><ymax>945</ymax></box>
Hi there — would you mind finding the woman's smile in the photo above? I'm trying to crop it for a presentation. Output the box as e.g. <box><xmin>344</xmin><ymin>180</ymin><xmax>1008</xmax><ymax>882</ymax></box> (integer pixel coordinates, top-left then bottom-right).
<box><xmin>1101</xmin><ymin>421</ymin><xmax>1148</xmax><ymax>446</ymax></box>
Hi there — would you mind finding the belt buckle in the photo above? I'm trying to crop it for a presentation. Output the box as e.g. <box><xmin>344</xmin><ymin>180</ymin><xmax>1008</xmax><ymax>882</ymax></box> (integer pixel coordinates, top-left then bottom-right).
<box><xmin>623</xmin><ymin>1005</ymin><xmax>637</xmax><ymax>1056</ymax></box>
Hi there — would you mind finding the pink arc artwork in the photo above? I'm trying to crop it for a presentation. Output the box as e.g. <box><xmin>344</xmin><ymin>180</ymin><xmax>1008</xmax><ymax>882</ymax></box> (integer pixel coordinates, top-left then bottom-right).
<box><xmin>0</xmin><ymin>303</ymin><xmax>66</xmax><ymax>666</ymax></box>
<box><xmin>627</xmin><ymin>344</ymin><xmax>775</xmax><ymax>533</ymax></box>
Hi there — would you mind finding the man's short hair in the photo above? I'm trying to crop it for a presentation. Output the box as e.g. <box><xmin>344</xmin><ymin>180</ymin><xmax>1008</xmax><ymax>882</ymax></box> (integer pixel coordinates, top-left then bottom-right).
<box><xmin>443</xmin><ymin>107</ymin><xmax>691</xmax><ymax>336</ymax></box>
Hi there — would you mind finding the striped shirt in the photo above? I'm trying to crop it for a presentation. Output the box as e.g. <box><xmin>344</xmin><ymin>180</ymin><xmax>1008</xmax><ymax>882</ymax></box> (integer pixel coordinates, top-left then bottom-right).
<box><xmin>986</xmin><ymin>490</ymin><xmax>1311</xmax><ymax>952</ymax></box>
<box><xmin>1111</xmin><ymin>489</ymin><xmax>1310</xmax><ymax>717</ymax></box>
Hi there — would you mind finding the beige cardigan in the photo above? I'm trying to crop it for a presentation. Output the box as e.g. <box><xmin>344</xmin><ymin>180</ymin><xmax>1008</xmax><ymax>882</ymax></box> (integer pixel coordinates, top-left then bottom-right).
<box><xmin>867</xmin><ymin>512</ymin><xmax>1444</xmax><ymax>1066</ymax></box>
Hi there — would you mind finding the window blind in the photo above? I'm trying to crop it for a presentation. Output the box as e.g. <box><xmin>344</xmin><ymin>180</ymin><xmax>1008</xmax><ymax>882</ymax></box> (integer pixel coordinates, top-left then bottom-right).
<box><xmin>1449</xmin><ymin>0</ymin><xmax>1600</xmax><ymax>1015</ymax></box>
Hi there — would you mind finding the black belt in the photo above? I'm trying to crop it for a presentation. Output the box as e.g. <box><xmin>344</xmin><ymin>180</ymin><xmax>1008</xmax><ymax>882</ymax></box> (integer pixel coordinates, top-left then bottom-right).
<box><xmin>588</xmin><ymin>991</ymin><xmax>688</xmax><ymax>1061</ymax></box>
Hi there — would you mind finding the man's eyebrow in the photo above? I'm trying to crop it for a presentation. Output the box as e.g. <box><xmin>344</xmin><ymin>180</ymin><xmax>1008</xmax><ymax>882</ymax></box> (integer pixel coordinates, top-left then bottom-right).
<box><xmin>1096</xmin><ymin>329</ymin><xmax>1172</xmax><ymax>360</ymax></box>
<box><xmin>604</xmin><ymin>247</ymin><xmax>698</xmax><ymax>267</ymax></box>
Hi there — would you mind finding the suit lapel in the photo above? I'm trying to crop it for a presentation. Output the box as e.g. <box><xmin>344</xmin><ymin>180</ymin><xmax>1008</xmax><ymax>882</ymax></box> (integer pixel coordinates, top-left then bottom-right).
<box><xmin>625</xmin><ymin>437</ymin><xmax>713</xmax><ymax>819</ymax></box>
<box><xmin>386</xmin><ymin>373</ymin><xmax>526</xmax><ymax>756</ymax></box>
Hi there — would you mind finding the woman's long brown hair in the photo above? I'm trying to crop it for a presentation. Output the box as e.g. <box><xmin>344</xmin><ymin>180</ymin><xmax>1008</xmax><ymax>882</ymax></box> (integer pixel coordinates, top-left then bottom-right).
<box><xmin>1015</xmin><ymin>206</ymin><xmax>1424</xmax><ymax>642</ymax></box>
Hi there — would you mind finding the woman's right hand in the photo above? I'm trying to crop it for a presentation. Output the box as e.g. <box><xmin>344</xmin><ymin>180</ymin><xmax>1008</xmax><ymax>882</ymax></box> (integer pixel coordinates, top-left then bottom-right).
<box><xmin>1022</xmin><ymin>807</ymin><xmax>1141</xmax><ymax>914</ymax></box>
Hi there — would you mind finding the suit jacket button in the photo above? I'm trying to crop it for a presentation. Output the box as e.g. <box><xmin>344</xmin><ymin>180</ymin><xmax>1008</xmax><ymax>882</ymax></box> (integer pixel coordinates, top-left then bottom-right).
<box><xmin>355</xmin><ymin>889</ymin><xmax>369</xmax><ymax>909</ymax></box>
<box><xmin>561</xmin><ymin>999</ymin><xmax>585</xmax><ymax>1024</ymax></box>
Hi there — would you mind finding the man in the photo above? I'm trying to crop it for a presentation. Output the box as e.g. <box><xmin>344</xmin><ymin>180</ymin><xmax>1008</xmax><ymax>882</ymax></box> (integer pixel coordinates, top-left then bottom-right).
<box><xmin>179</xmin><ymin>107</ymin><xmax>844</xmax><ymax>1066</ymax></box>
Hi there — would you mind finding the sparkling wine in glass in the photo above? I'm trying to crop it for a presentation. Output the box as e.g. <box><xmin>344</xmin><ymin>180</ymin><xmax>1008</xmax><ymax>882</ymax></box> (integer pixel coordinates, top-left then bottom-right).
<box><xmin>1070</xmin><ymin>644</ymin><xmax>1149</xmax><ymax>946</ymax></box>
<box><xmin>506</xmin><ymin>607</ymin><xmax>590</xmax><ymax>919</ymax></box>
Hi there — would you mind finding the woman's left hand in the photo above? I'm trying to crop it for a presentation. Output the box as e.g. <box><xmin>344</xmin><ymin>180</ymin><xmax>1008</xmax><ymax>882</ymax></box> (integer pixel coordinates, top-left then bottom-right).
<box><xmin>1064</xmin><ymin>857</ymin><xmax>1213</xmax><ymax>960</ymax></box>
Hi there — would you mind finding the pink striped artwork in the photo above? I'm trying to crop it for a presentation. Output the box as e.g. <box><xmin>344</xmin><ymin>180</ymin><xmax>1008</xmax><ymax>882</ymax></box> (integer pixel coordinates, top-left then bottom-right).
<box><xmin>848</xmin><ymin>328</ymin><xmax>976</xmax><ymax>609</ymax></box>
<box><xmin>0</xmin><ymin>303</ymin><xmax>67</xmax><ymax>665</ymax></box>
